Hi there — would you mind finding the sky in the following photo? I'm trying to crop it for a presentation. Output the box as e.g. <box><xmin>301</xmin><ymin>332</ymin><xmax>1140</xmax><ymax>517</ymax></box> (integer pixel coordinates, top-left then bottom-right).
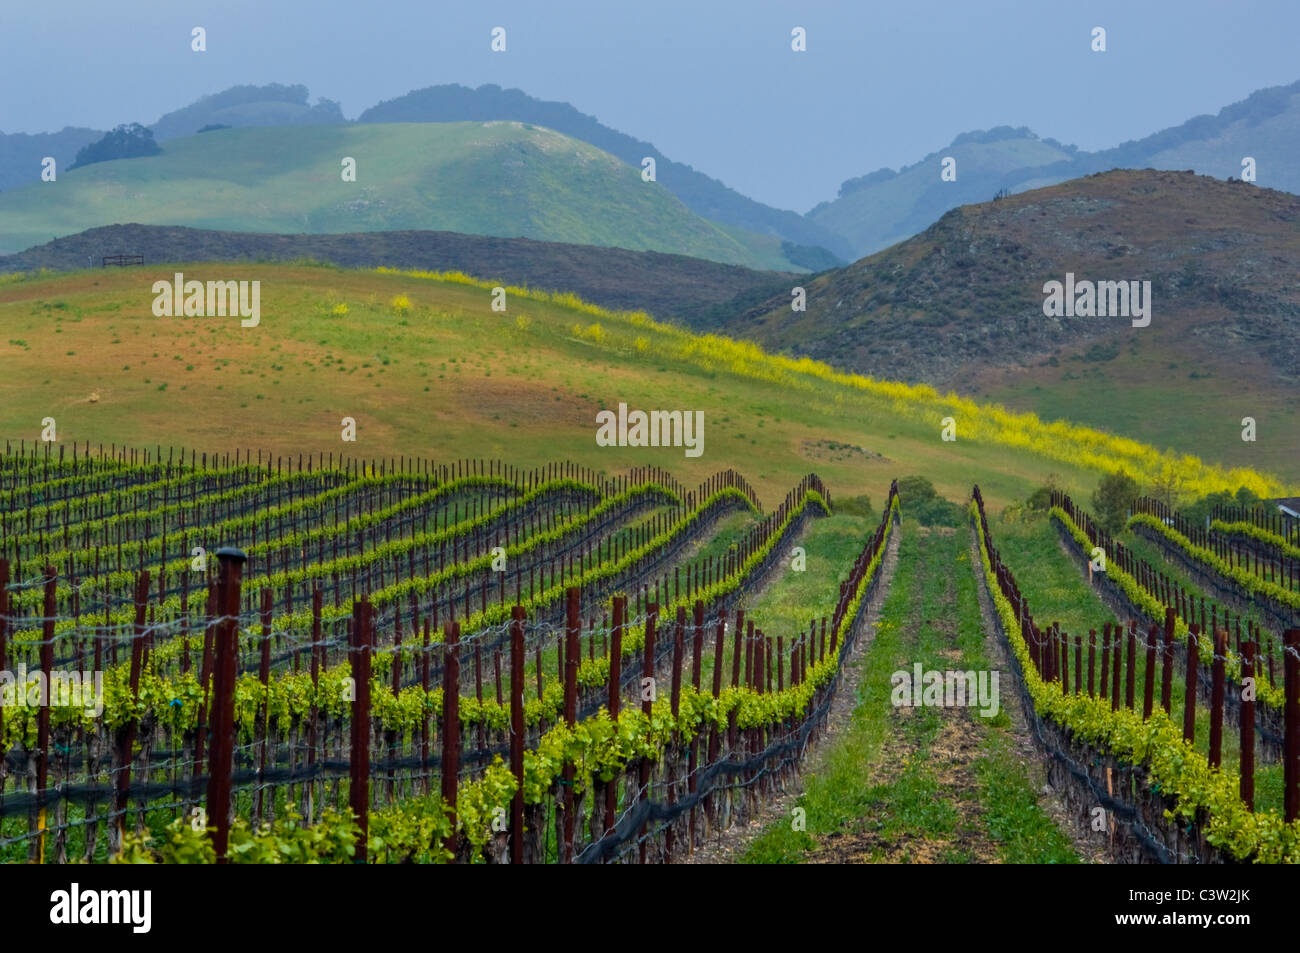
<box><xmin>2</xmin><ymin>0</ymin><xmax>1297</xmax><ymax>213</ymax></box>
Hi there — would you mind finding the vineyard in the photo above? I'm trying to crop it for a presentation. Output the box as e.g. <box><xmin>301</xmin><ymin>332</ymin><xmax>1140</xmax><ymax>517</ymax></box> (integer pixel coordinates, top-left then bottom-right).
<box><xmin>0</xmin><ymin>440</ymin><xmax>903</xmax><ymax>863</ymax></box>
<box><xmin>2</xmin><ymin>440</ymin><xmax>1297</xmax><ymax>866</ymax></box>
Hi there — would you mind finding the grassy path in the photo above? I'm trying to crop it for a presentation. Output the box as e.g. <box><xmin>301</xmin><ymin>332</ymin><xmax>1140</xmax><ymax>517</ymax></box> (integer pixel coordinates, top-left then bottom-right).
<box><xmin>740</xmin><ymin>519</ymin><xmax>1079</xmax><ymax>863</ymax></box>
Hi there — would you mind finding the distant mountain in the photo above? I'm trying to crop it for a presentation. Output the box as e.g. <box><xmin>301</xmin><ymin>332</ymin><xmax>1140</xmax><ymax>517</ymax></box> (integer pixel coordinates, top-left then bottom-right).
<box><xmin>712</xmin><ymin>169</ymin><xmax>1300</xmax><ymax>477</ymax></box>
<box><xmin>732</xmin><ymin>169</ymin><xmax>1300</xmax><ymax>383</ymax></box>
<box><xmin>149</xmin><ymin>83</ymin><xmax>346</xmax><ymax>140</ymax></box>
<box><xmin>358</xmin><ymin>83</ymin><xmax>854</xmax><ymax>261</ymax></box>
<box><xmin>0</xmin><ymin>223</ymin><xmax>793</xmax><ymax>321</ymax></box>
<box><xmin>0</xmin><ymin>121</ymin><xmax>816</xmax><ymax>271</ymax></box>
<box><xmin>810</xmin><ymin>79</ymin><xmax>1300</xmax><ymax>258</ymax></box>
<box><xmin>807</xmin><ymin>127</ymin><xmax>1076</xmax><ymax>257</ymax></box>
<box><xmin>0</xmin><ymin>127</ymin><xmax>102</xmax><ymax>193</ymax></box>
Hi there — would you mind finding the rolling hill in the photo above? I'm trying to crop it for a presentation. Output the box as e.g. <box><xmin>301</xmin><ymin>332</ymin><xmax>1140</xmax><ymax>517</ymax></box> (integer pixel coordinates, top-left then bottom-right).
<box><xmin>0</xmin><ymin>262</ymin><xmax>1290</xmax><ymax>510</ymax></box>
<box><xmin>721</xmin><ymin>169</ymin><xmax>1300</xmax><ymax>482</ymax></box>
<box><xmin>357</xmin><ymin>83</ymin><xmax>854</xmax><ymax>260</ymax></box>
<box><xmin>0</xmin><ymin>122</ymin><xmax>815</xmax><ymax>271</ymax></box>
<box><xmin>810</xmin><ymin>78</ymin><xmax>1300</xmax><ymax>257</ymax></box>
<box><xmin>0</xmin><ymin>223</ymin><xmax>793</xmax><ymax>321</ymax></box>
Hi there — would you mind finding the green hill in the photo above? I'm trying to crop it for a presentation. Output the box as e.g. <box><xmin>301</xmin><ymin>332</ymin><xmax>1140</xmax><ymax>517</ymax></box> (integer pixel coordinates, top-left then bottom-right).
<box><xmin>0</xmin><ymin>262</ymin><xmax>1289</xmax><ymax>510</ymax></box>
<box><xmin>359</xmin><ymin>83</ymin><xmax>854</xmax><ymax>260</ymax></box>
<box><xmin>0</xmin><ymin>122</ymin><xmax>809</xmax><ymax>271</ymax></box>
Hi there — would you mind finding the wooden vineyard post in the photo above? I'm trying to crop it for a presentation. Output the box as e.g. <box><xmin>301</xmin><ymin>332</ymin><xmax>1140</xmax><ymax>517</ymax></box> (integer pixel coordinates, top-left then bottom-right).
<box><xmin>441</xmin><ymin>620</ymin><xmax>461</xmax><ymax>858</ymax></box>
<box><xmin>510</xmin><ymin>606</ymin><xmax>526</xmax><ymax>863</ymax></box>
<box><xmin>1142</xmin><ymin>624</ymin><xmax>1157</xmax><ymax>720</ymax></box>
<box><xmin>349</xmin><ymin>598</ymin><xmax>374</xmax><ymax>862</ymax></box>
<box><xmin>256</xmin><ymin>587</ymin><xmax>273</xmax><ymax>824</ymax></box>
<box><xmin>306</xmin><ymin>587</ymin><xmax>323</xmax><ymax>819</ymax></box>
<box><xmin>206</xmin><ymin>548</ymin><xmax>246</xmax><ymax>863</ymax></box>
<box><xmin>1240</xmin><ymin>638</ymin><xmax>1256</xmax><ymax>812</ymax></box>
<box><xmin>1087</xmin><ymin>630</ymin><xmax>1096</xmax><ymax>697</ymax></box>
<box><xmin>1209</xmin><ymin>628</ymin><xmax>1227</xmax><ymax>768</ymax></box>
<box><xmin>1125</xmin><ymin>621</ymin><xmax>1136</xmax><ymax>711</ymax></box>
<box><xmin>34</xmin><ymin>567</ymin><xmax>56</xmax><ymax>863</ymax></box>
<box><xmin>688</xmin><ymin>599</ymin><xmax>703</xmax><ymax>852</ymax></box>
<box><xmin>604</xmin><ymin>596</ymin><xmax>625</xmax><ymax>840</ymax></box>
<box><xmin>1099</xmin><ymin>624</ymin><xmax>1110</xmax><ymax>701</ymax></box>
<box><xmin>561</xmin><ymin>587</ymin><xmax>580</xmax><ymax>863</ymax></box>
<box><xmin>706</xmin><ymin>608</ymin><xmax>725</xmax><ymax>828</ymax></box>
<box><xmin>664</xmin><ymin>606</ymin><xmax>685</xmax><ymax>861</ymax></box>
<box><xmin>1183</xmin><ymin>625</ymin><xmax>1200</xmax><ymax>745</ymax></box>
<box><xmin>1161</xmin><ymin>607</ymin><xmax>1176</xmax><ymax>716</ymax></box>
<box><xmin>1111</xmin><ymin>623</ymin><xmax>1121</xmax><ymax>712</ymax></box>
<box><xmin>113</xmin><ymin>570</ymin><xmax>150</xmax><ymax>855</ymax></box>
<box><xmin>1285</xmin><ymin>629</ymin><xmax>1299</xmax><ymax>823</ymax></box>
<box><xmin>0</xmin><ymin>559</ymin><xmax>7</xmax><ymax>820</ymax></box>
<box><xmin>638</xmin><ymin>602</ymin><xmax>658</xmax><ymax>863</ymax></box>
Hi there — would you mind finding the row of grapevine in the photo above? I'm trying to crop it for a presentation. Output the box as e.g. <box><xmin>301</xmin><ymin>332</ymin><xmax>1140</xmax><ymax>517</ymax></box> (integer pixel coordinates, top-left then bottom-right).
<box><xmin>975</xmin><ymin>488</ymin><xmax>1300</xmax><ymax>863</ymax></box>
<box><xmin>0</xmin><ymin>444</ymin><xmax>854</xmax><ymax>863</ymax></box>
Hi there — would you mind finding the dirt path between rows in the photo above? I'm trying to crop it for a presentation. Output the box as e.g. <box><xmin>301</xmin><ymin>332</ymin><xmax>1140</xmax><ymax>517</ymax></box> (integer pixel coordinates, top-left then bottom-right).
<box><xmin>684</xmin><ymin>522</ymin><xmax>902</xmax><ymax>863</ymax></box>
<box><xmin>971</xmin><ymin>526</ymin><xmax>1111</xmax><ymax>864</ymax></box>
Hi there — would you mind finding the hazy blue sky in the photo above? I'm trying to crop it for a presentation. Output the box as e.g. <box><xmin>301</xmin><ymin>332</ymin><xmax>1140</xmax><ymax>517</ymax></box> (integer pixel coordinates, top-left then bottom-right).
<box><xmin>3</xmin><ymin>0</ymin><xmax>1297</xmax><ymax>212</ymax></box>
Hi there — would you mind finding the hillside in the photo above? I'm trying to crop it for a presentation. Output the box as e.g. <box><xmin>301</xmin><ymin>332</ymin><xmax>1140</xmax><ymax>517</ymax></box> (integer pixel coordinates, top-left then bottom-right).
<box><xmin>149</xmin><ymin>83</ymin><xmax>346</xmax><ymax>140</ymax></box>
<box><xmin>0</xmin><ymin>126</ymin><xmax>103</xmax><ymax>193</ymax></box>
<box><xmin>724</xmin><ymin>170</ymin><xmax>1300</xmax><ymax>482</ymax></box>
<box><xmin>0</xmin><ymin>262</ymin><xmax>1289</xmax><ymax>510</ymax></box>
<box><xmin>358</xmin><ymin>83</ymin><xmax>854</xmax><ymax>260</ymax></box>
<box><xmin>810</xmin><ymin>78</ymin><xmax>1300</xmax><ymax>257</ymax></box>
<box><xmin>0</xmin><ymin>122</ymin><xmax>811</xmax><ymax>271</ymax></box>
<box><xmin>807</xmin><ymin>127</ymin><xmax>1076</xmax><ymax>257</ymax></box>
<box><xmin>0</xmin><ymin>224</ymin><xmax>792</xmax><ymax>320</ymax></box>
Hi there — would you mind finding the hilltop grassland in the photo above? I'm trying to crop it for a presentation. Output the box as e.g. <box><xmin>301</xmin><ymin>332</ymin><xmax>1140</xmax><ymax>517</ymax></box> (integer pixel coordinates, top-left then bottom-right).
<box><xmin>0</xmin><ymin>262</ymin><xmax>1291</xmax><ymax>511</ymax></box>
<box><xmin>0</xmin><ymin>122</ymin><xmax>804</xmax><ymax>271</ymax></box>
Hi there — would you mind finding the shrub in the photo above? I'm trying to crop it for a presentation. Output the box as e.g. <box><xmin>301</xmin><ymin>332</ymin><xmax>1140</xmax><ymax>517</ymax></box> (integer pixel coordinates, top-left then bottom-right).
<box><xmin>834</xmin><ymin>494</ymin><xmax>872</xmax><ymax>518</ymax></box>
<box><xmin>1092</xmin><ymin>470</ymin><xmax>1139</xmax><ymax>534</ymax></box>
<box><xmin>897</xmin><ymin>475</ymin><xmax>962</xmax><ymax>527</ymax></box>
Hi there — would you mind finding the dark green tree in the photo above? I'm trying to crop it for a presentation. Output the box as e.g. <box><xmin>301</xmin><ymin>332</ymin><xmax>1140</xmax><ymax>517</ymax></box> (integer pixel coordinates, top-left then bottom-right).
<box><xmin>1092</xmin><ymin>471</ymin><xmax>1140</xmax><ymax>535</ymax></box>
<box><xmin>70</xmin><ymin>123</ymin><xmax>162</xmax><ymax>169</ymax></box>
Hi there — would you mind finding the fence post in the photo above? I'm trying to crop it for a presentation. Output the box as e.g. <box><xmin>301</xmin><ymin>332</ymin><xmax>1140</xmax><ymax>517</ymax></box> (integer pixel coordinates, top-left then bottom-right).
<box><xmin>349</xmin><ymin>598</ymin><xmax>373</xmax><ymax>862</ymax></box>
<box><xmin>1240</xmin><ymin>638</ymin><xmax>1256</xmax><ymax>812</ymax></box>
<box><xmin>560</xmin><ymin>587</ymin><xmax>580</xmax><ymax>862</ymax></box>
<box><xmin>114</xmin><ymin>570</ymin><xmax>150</xmax><ymax>854</ymax></box>
<box><xmin>0</xmin><ymin>559</ymin><xmax>7</xmax><ymax>807</ymax></box>
<box><xmin>441</xmin><ymin>620</ymin><xmax>461</xmax><ymax>858</ymax></box>
<box><xmin>206</xmin><ymin>548</ymin><xmax>246</xmax><ymax>863</ymax></box>
<box><xmin>35</xmin><ymin>567</ymin><xmax>56</xmax><ymax>863</ymax></box>
<box><xmin>605</xmin><ymin>596</ymin><xmax>624</xmax><ymax>839</ymax></box>
<box><xmin>1161</xmin><ymin>607</ymin><xmax>1176</xmax><ymax>716</ymax></box>
<box><xmin>510</xmin><ymin>606</ymin><xmax>526</xmax><ymax>863</ymax></box>
<box><xmin>1284</xmin><ymin>629</ymin><xmax>1299</xmax><ymax>823</ymax></box>
<box><xmin>1124</xmin><ymin>621</ymin><xmax>1136</xmax><ymax>710</ymax></box>
<box><xmin>1142</xmin><ymin>624</ymin><xmax>1157</xmax><ymax>720</ymax></box>
<box><xmin>256</xmin><ymin>588</ymin><xmax>273</xmax><ymax>824</ymax></box>
<box><xmin>1183</xmin><ymin>626</ymin><xmax>1200</xmax><ymax>745</ymax></box>
<box><xmin>1209</xmin><ymin>628</ymin><xmax>1226</xmax><ymax>768</ymax></box>
<box><xmin>638</xmin><ymin>602</ymin><xmax>658</xmax><ymax>863</ymax></box>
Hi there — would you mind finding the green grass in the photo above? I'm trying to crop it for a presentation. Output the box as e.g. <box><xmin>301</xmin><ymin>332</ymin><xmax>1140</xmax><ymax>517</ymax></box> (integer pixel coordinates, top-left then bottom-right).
<box><xmin>741</xmin><ymin>519</ymin><xmax>1079</xmax><ymax>863</ymax></box>
<box><xmin>0</xmin><ymin>123</ymin><xmax>802</xmax><ymax>270</ymax></box>
<box><xmin>3</xmin><ymin>264</ymin><xmax>1282</xmax><ymax>520</ymax></box>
